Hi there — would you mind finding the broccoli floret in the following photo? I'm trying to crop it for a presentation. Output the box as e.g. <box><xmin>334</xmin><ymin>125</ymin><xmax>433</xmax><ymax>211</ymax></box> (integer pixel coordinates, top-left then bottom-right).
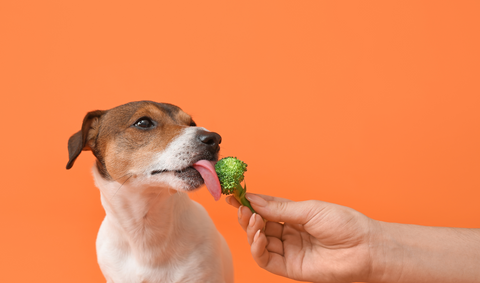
<box><xmin>215</xmin><ymin>157</ymin><xmax>247</xmax><ymax>194</ymax></box>
<box><xmin>215</xmin><ymin>157</ymin><xmax>255</xmax><ymax>213</ymax></box>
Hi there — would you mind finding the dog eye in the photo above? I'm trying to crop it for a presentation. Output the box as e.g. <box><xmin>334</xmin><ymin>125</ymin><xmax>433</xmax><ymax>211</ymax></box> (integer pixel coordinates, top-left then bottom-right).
<box><xmin>133</xmin><ymin>117</ymin><xmax>155</xmax><ymax>129</ymax></box>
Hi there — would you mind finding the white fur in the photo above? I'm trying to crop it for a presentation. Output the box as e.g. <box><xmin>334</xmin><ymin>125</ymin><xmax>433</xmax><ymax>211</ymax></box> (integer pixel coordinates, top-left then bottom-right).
<box><xmin>93</xmin><ymin>127</ymin><xmax>233</xmax><ymax>283</ymax></box>
<box><xmin>144</xmin><ymin>127</ymin><xmax>209</xmax><ymax>174</ymax></box>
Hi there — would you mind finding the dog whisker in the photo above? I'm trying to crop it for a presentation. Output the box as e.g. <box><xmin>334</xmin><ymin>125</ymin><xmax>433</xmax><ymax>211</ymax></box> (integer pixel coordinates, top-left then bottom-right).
<box><xmin>153</xmin><ymin>188</ymin><xmax>163</xmax><ymax>203</ymax></box>
<box><xmin>111</xmin><ymin>173</ymin><xmax>133</xmax><ymax>183</ymax></box>
<box><xmin>110</xmin><ymin>174</ymin><xmax>133</xmax><ymax>201</ymax></box>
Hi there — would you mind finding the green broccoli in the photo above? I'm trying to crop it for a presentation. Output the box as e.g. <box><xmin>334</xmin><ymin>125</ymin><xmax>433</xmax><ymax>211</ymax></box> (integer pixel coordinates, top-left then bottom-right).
<box><xmin>215</xmin><ymin>157</ymin><xmax>255</xmax><ymax>213</ymax></box>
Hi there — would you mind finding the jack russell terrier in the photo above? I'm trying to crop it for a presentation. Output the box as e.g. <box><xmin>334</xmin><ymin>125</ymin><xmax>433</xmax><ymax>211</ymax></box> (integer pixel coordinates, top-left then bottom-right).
<box><xmin>66</xmin><ymin>101</ymin><xmax>234</xmax><ymax>283</ymax></box>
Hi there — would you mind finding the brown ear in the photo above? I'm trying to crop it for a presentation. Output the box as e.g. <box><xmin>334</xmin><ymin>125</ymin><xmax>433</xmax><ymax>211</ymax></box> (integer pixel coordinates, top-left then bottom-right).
<box><xmin>66</xmin><ymin>110</ymin><xmax>105</xmax><ymax>169</ymax></box>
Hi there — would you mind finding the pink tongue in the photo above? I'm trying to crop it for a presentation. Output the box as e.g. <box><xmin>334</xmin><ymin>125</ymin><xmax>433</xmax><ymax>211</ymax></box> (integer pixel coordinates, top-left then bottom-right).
<box><xmin>192</xmin><ymin>160</ymin><xmax>222</xmax><ymax>201</ymax></box>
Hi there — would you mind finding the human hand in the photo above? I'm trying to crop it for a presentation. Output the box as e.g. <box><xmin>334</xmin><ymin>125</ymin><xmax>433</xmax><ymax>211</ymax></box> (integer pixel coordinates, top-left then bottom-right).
<box><xmin>226</xmin><ymin>193</ymin><xmax>378</xmax><ymax>283</ymax></box>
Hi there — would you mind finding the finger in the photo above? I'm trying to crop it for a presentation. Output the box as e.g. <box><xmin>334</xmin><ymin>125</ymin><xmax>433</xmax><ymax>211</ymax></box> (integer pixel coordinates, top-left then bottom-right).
<box><xmin>251</xmin><ymin>230</ymin><xmax>288</xmax><ymax>278</ymax></box>
<box><xmin>225</xmin><ymin>196</ymin><xmax>240</xmax><ymax>208</ymax></box>
<box><xmin>266</xmin><ymin>236</ymin><xmax>284</xmax><ymax>255</ymax></box>
<box><xmin>238</xmin><ymin>205</ymin><xmax>253</xmax><ymax>232</ymax></box>
<box><xmin>265</xmin><ymin>220</ymin><xmax>306</xmax><ymax>238</ymax></box>
<box><xmin>246</xmin><ymin>195</ymin><xmax>324</xmax><ymax>225</ymax></box>
<box><xmin>264</xmin><ymin>221</ymin><xmax>284</xmax><ymax>239</ymax></box>
<box><xmin>246</xmin><ymin>193</ymin><xmax>292</xmax><ymax>203</ymax></box>
<box><xmin>246</xmin><ymin>213</ymin><xmax>265</xmax><ymax>245</ymax></box>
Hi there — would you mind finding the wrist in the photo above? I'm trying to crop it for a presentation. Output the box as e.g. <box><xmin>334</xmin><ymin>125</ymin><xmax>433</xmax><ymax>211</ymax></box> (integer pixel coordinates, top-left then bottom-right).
<box><xmin>366</xmin><ymin>220</ymin><xmax>405</xmax><ymax>283</ymax></box>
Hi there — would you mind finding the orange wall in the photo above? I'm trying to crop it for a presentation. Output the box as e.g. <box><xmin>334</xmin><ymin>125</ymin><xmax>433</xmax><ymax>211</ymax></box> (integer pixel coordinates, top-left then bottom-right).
<box><xmin>1</xmin><ymin>1</ymin><xmax>479</xmax><ymax>282</ymax></box>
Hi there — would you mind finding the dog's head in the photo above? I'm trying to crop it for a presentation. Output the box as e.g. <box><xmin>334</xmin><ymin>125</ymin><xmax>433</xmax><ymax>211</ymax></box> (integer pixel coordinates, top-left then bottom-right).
<box><xmin>66</xmin><ymin>101</ymin><xmax>221</xmax><ymax>195</ymax></box>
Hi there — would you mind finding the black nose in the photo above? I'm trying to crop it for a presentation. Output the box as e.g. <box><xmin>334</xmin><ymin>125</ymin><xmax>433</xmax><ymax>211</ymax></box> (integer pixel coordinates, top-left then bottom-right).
<box><xmin>197</xmin><ymin>130</ymin><xmax>222</xmax><ymax>152</ymax></box>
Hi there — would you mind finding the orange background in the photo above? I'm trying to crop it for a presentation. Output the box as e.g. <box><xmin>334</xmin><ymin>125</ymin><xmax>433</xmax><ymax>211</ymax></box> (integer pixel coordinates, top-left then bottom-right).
<box><xmin>1</xmin><ymin>1</ymin><xmax>479</xmax><ymax>282</ymax></box>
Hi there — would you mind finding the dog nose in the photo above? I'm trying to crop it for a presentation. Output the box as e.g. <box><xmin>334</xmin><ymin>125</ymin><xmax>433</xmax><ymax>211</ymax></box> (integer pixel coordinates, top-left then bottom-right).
<box><xmin>197</xmin><ymin>130</ymin><xmax>222</xmax><ymax>151</ymax></box>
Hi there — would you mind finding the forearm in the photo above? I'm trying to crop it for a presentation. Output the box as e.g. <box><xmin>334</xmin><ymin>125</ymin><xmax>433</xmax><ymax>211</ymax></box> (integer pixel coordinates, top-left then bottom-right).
<box><xmin>369</xmin><ymin>221</ymin><xmax>480</xmax><ymax>283</ymax></box>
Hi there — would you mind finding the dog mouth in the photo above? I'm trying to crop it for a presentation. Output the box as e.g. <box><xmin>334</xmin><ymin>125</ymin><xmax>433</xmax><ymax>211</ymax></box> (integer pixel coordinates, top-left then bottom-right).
<box><xmin>151</xmin><ymin>165</ymin><xmax>203</xmax><ymax>180</ymax></box>
<box><xmin>150</xmin><ymin>155</ymin><xmax>218</xmax><ymax>193</ymax></box>
<box><xmin>150</xmin><ymin>150</ymin><xmax>218</xmax><ymax>176</ymax></box>
<box><xmin>151</xmin><ymin>166</ymin><xmax>205</xmax><ymax>190</ymax></box>
<box><xmin>151</xmin><ymin>167</ymin><xmax>195</xmax><ymax>175</ymax></box>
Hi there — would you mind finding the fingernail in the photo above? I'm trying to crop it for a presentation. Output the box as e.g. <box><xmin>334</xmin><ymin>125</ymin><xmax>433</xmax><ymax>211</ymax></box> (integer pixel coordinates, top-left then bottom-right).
<box><xmin>246</xmin><ymin>194</ymin><xmax>267</xmax><ymax>207</ymax></box>
<box><xmin>225</xmin><ymin>197</ymin><xmax>231</xmax><ymax>205</ymax></box>
<box><xmin>238</xmin><ymin>205</ymin><xmax>243</xmax><ymax>219</ymax></box>
<box><xmin>249</xmin><ymin>213</ymin><xmax>256</xmax><ymax>227</ymax></box>
<box><xmin>253</xmin><ymin>229</ymin><xmax>261</xmax><ymax>243</ymax></box>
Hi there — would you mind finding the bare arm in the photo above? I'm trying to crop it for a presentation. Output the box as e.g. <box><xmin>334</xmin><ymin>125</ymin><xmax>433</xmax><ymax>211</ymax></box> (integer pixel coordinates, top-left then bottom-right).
<box><xmin>369</xmin><ymin>221</ymin><xmax>480</xmax><ymax>283</ymax></box>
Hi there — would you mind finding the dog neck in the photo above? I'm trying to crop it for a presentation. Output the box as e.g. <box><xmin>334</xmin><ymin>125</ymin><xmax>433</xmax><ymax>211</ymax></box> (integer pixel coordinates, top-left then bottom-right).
<box><xmin>92</xmin><ymin>165</ymin><xmax>194</xmax><ymax>266</ymax></box>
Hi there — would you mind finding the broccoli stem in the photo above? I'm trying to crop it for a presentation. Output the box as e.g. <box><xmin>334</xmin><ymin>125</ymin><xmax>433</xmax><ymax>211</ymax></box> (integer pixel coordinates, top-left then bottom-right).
<box><xmin>233</xmin><ymin>182</ymin><xmax>256</xmax><ymax>214</ymax></box>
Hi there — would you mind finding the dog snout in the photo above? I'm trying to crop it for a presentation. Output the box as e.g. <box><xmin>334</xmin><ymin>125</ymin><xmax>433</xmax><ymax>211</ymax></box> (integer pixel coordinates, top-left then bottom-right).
<box><xmin>197</xmin><ymin>130</ymin><xmax>221</xmax><ymax>152</ymax></box>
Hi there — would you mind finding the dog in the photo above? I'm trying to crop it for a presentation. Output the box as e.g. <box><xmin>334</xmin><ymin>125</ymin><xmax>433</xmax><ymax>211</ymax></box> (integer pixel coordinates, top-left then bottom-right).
<box><xmin>66</xmin><ymin>101</ymin><xmax>234</xmax><ymax>283</ymax></box>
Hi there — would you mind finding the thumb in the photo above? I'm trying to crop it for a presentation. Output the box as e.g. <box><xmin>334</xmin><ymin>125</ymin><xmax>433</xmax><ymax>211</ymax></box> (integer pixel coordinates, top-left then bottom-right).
<box><xmin>246</xmin><ymin>194</ymin><xmax>321</xmax><ymax>225</ymax></box>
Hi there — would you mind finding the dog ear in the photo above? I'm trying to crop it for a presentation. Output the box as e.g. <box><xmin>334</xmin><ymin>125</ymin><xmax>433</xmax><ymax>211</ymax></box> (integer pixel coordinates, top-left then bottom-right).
<box><xmin>66</xmin><ymin>110</ymin><xmax>106</xmax><ymax>170</ymax></box>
